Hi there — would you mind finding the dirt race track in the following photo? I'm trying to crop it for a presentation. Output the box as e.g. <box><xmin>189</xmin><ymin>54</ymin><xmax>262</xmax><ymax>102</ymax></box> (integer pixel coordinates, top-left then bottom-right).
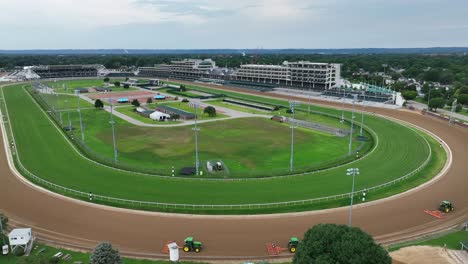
<box><xmin>1</xmin><ymin>81</ymin><xmax>468</xmax><ymax>261</ymax></box>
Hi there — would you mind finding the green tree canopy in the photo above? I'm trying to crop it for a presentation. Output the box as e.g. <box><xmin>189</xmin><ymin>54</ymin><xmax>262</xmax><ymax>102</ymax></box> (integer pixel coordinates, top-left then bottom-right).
<box><xmin>203</xmin><ymin>106</ymin><xmax>217</xmax><ymax>117</ymax></box>
<box><xmin>114</xmin><ymin>81</ymin><xmax>121</xmax><ymax>87</ymax></box>
<box><xmin>90</xmin><ymin>242</ymin><xmax>122</xmax><ymax>264</ymax></box>
<box><xmin>103</xmin><ymin>77</ymin><xmax>110</xmax><ymax>82</ymax></box>
<box><xmin>428</xmin><ymin>97</ymin><xmax>446</xmax><ymax>111</ymax></box>
<box><xmin>293</xmin><ymin>224</ymin><xmax>391</xmax><ymax>264</ymax></box>
<box><xmin>94</xmin><ymin>99</ymin><xmax>104</xmax><ymax>109</ymax></box>
<box><xmin>146</xmin><ymin>97</ymin><xmax>153</xmax><ymax>104</ymax></box>
<box><xmin>131</xmin><ymin>99</ymin><xmax>140</xmax><ymax>107</ymax></box>
<box><xmin>402</xmin><ymin>90</ymin><xmax>417</xmax><ymax>100</ymax></box>
<box><xmin>457</xmin><ymin>94</ymin><xmax>468</xmax><ymax>106</ymax></box>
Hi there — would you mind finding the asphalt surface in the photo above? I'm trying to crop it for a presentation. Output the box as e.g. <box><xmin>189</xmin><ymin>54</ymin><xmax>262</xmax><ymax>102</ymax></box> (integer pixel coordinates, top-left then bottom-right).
<box><xmin>0</xmin><ymin>82</ymin><xmax>467</xmax><ymax>260</ymax></box>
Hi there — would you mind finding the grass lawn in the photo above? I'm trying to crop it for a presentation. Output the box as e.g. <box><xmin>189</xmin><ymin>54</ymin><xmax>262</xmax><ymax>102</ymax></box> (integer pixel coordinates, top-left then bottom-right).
<box><xmin>0</xmin><ymin>82</ymin><xmax>444</xmax><ymax>214</ymax></box>
<box><xmin>206</xmin><ymin>99</ymin><xmax>270</xmax><ymax>114</ymax></box>
<box><xmin>43</xmin><ymin>79</ymin><xmax>138</xmax><ymax>94</ymax></box>
<box><xmin>158</xmin><ymin>101</ymin><xmax>229</xmax><ymax>120</ymax></box>
<box><xmin>389</xmin><ymin>230</ymin><xmax>468</xmax><ymax>251</ymax></box>
<box><xmin>115</xmin><ymin>106</ymin><xmax>182</xmax><ymax>125</ymax></box>
<box><xmin>0</xmin><ymin>239</ymin><xmax>205</xmax><ymax>264</ymax></box>
<box><xmin>33</xmin><ymin>91</ymin><xmax>93</xmax><ymax>110</ymax></box>
<box><xmin>159</xmin><ymin>88</ymin><xmax>208</xmax><ymax>98</ymax></box>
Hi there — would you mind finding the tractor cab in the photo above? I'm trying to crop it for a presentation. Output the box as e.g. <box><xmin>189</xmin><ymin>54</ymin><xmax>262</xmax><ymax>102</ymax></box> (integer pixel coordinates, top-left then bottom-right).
<box><xmin>439</xmin><ymin>201</ymin><xmax>454</xmax><ymax>213</ymax></box>
<box><xmin>183</xmin><ymin>237</ymin><xmax>203</xmax><ymax>253</ymax></box>
<box><xmin>288</xmin><ymin>237</ymin><xmax>300</xmax><ymax>253</ymax></box>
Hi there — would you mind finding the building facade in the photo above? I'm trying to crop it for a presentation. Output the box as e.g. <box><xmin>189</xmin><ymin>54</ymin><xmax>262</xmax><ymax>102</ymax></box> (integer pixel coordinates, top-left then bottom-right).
<box><xmin>137</xmin><ymin>59</ymin><xmax>341</xmax><ymax>90</ymax></box>
<box><xmin>31</xmin><ymin>65</ymin><xmax>98</xmax><ymax>79</ymax></box>
<box><xmin>233</xmin><ymin>61</ymin><xmax>341</xmax><ymax>89</ymax></box>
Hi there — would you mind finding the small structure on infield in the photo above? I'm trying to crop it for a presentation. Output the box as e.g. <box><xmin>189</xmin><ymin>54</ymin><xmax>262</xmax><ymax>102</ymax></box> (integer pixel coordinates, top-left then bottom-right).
<box><xmin>8</xmin><ymin>228</ymin><xmax>33</xmax><ymax>253</ymax></box>
<box><xmin>154</xmin><ymin>95</ymin><xmax>166</xmax><ymax>100</ymax></box>
<box><xmin>117</xmin><ymin>98</ymin><xmax>129</xmax><ymax>103</ymax></box>
<box><xmin>150</xmin><ymin>111</ymin><xmax>170</xmax><ymax>121</ymax></box>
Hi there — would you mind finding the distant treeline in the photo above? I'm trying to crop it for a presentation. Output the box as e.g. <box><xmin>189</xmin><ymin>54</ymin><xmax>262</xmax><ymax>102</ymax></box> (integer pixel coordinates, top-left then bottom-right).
<box><xmin>1</xmin><ymin>53</ymin><xmax>467</xmax><ymax>85</ymax></box>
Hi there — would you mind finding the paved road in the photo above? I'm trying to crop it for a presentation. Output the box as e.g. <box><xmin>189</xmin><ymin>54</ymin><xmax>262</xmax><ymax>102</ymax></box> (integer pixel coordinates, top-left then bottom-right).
<box><xmin>0</xmin><ymin>82</ymin><xmax>467</xmax><ymax>260</ymax></box>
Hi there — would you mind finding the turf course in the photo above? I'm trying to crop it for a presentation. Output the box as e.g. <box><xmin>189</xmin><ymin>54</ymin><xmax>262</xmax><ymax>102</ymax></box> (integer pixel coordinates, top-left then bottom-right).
<box><xmin>1</xmin><ymin>83</ymin><xmax>444</xmax><ymax>213</ymax></box>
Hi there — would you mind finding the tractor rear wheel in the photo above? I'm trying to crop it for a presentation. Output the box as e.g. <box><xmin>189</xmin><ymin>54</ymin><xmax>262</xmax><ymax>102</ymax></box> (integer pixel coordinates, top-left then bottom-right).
<box><xmin>290</xmin><ymin>246</ymin><xmax>296</xmax><ymax>253</ymax></box>
<box><xmin>183</xmin><ymin>246</ymin><xmax>190</xmax><ymax>252</ymax></box>
<box><xmin>445</xmin><ymin>208</ymin><xmax>449</xmax><ymax>213</ymax></box>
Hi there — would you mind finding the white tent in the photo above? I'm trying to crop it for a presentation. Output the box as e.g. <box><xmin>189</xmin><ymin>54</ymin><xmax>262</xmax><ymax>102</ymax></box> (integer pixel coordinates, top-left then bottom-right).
<box><xmin>150</xmin><ymin>111</ymin><xmax>171</xmax><ymax>121</ymax></box>
<box><xmin>8</xmin><ymin>228</ymin><xmax>32</xmax><ymax>253</ymax></box>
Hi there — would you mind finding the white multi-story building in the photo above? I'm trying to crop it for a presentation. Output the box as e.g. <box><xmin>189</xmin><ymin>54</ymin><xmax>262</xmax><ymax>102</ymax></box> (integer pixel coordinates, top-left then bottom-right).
<box><xmin>169</xmin><ymin>59</ymin><xmax>216</xmax><ymax>79</ymax></box>
<box><xmin>233</xmin><ymin>61</ymin><xmax>341</xmax><ymax>89</ymax></box>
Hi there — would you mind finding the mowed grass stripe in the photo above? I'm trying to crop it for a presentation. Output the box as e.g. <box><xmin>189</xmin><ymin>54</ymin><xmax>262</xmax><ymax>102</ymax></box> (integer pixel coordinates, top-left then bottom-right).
<box><xmin>4</xmin><ymin>84</ymin><xmax>431</xmax><ymax>205</ymax></box>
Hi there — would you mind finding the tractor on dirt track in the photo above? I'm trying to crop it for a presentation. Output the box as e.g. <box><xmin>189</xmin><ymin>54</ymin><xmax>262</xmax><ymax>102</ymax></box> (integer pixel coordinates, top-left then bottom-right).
<box><xmin>288</xmin><ymin>237</ymin><xmax>300</xmax><ymax>253</ymax></box>
<box><xmin>439</xmin><ymin>201</ymin><xmax>454</xmax><ymax>213</ymax></box>
<box><xmin>183</xmin><ymin>237</ymin><xmax>203</xmax><ymax>253</ymax></box>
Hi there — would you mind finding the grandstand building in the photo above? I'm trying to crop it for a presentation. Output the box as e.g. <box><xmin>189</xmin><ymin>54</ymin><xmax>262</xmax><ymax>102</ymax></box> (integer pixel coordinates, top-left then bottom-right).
<box><xmin>138</xmin><ymin>59</ymin><xmax>216</xmax><ymax>80</ymax></box>
<box><xmin>232</xmin><ymin>61</ymin><xmax>341</xmax><ymax>89</ymax></box>
<box><xmin>138</xmin><ymin>64</ymin><xmax>172</xmax><ymax>78</ymax></box>
<box><xmin>31</xmin><ymin>65</ymin><xmax>98</xmax><ymax>79</ymax></box>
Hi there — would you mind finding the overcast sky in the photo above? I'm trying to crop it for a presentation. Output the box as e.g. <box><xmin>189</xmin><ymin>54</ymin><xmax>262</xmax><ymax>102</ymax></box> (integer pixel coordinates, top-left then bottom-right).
<box><xmin>1</xmin><ymin>0</ymin><xmax>467</xmax><ymax>49</ymax></box>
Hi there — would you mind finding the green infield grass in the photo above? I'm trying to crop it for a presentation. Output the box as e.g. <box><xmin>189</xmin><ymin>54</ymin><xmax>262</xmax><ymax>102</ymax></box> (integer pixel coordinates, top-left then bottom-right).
<box><xmin>0</xmin><ymin>82</ymin><xmax>444</xmax><ymax>214</ymax></box>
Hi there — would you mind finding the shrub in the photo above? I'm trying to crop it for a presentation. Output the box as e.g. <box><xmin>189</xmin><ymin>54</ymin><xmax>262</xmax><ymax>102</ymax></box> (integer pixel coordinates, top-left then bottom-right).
<box><xmin>182</xmin><ymin>98</ymin><xmax>189</xmax><ymax>103</ymax></box>
<box><xmin>90</xmin><ymin>241</ymin><xmax>122</xmax><ymax>264</ymax></box>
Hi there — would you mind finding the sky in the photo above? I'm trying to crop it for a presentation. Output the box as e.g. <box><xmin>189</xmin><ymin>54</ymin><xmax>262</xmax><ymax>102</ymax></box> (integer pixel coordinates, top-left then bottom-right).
<box><xmin>0</xmin><ymin>0</ymin><xmax>467</xmax><ymax>49</ymax></box>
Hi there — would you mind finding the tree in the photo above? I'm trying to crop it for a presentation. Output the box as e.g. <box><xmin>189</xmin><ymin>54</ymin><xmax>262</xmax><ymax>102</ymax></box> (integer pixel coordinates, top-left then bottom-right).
<box><xmin>0</xmin><ymin>213</ymin><xmax>8</xmax><ymax>233</ymax></box>
<box><xmin>131</xmin><ymin>99</ymin><xmax>140</xmax><ymax>107</ymax></box>
<box><xmin>458</xmin><ymin>94</ymin><xmax>468</xmax><ymax>106</ymax></box>
<box><xmin>114</xmin><ymin>81</ymin><xmax>121</xmax><ymax>87</ymax></box>
<box><xmin>170</xmin><ymin>114</ymin><xmax>180</xmax><ymax>121</ymax></box>
<box><xmin>146</xmin><ymin>97</ymin><xmax>153</xmax><ymax>104</ymax></box>
<box><xmin>103</xmin><ymin>77</ymin><xmax>110</xmax><ymax>82</ymax></box>
<box><xmin>293</xmin><ymin>224</ymin><xmax>391</xmax><ymax>264</ymax></box>
<box><xmin>203</xmin><ymin>106</ymin><xmax>217</xmax><ymax>117</ymax></box>
<box><xmin>94</xmin><ymin>99</ymin><xmax>104</xmax><ymax>109</ymax></box>
<box><xmin>123</xmin><ymin>84</ymin><xmax>130</xmax><ymax>89</ymax></box>
<box><xmin>179</xmin><ymin>85</ymin><xmax>187</xmax><ymax>92</ymax></box>
<box><xmin>428</xmin><ymin>97</ymin><xmax>446</xmax><ymax>111</ymax></box>
<box><xmin>90</xmin><ymin>242</ymin><xmax>122</xmax><ymax>264</ymax></box>
<box><xmin>401</xmin><ymin>90</ymin><xmax>417</xmax><ymax>100</ymax></box>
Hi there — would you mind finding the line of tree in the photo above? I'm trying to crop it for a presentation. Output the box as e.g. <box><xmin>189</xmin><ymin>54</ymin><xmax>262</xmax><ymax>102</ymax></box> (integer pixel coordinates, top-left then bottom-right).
<box><xmin>0</xmin><ymin>54</ymin><xmax>467</xmax><ymax>85</ymax></box>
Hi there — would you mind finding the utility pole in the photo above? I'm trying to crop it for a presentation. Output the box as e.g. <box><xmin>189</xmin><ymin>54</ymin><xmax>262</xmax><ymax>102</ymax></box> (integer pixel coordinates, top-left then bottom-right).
<box><xmin>360</xmin><ymin>92</ymin><xmax>366</xmax><ymax>137</ymax></box>
<box><xmin>449</xmin><ymin>99</ymin><xmax>458</xmax><ymax>125</ymax></box>
<box><xmin>75</xmin><ymin>90</ymin><xmax>85</xmax><ymax>143</ymax></box>
<box><xmin>427</xmin><ymin>89</ymin><xmax>432</xmax><ymax>110</ymax></box>
<box><xmin>289</xmin><ymin>100</ymin><xmax>300</xmax><ymax>172</ymax></box>
<box><xmin>346</xmin><ymin>168</ymin><xmax>360</xmax><ymax>227</ymax></box>
<box><xmin>341</xmin><ymin>87</ymin><xmax>346</xmax><ymax>123</ymax></box>
<box><xmin>107</xmin><ymin>99</ymin><xmax>118</xmax><ymax>164</ymax></box>
<box><xmin>189</xmin><ymin>102</ymin><xmax>201</xmax><ymax>176</ymax></box>
<box><xmin>348</xmin><ymin>94</ymin><xmax>357</xmax><ymax>155</ymax></box>
<box><xmin>65</xmin><ymin>98</ymin><xmax>72</xmax><ymax>130</ymax></box>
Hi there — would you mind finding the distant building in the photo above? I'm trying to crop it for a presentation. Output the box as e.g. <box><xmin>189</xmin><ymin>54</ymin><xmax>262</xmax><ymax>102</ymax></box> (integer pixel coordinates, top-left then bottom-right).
<box><xmin>233</xmin><ymin>61</ymin><xmax>341</xmax><ymax>89</ymax></box>
<box><xmin>137</xmin><ymin>59</ymin><xmax>341</xmax><ymax>90</ymax></box>
<box><xmin>31</xmin><ymin>65</ymin><xmax>98</xmax><ymax>79</ymax></box>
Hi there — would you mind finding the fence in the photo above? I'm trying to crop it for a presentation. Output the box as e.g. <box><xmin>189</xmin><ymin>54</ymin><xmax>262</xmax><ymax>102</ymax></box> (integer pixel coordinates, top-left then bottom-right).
<box><xmin>0</xmin><ymin>84</ymin><xmax>434</xmax><ymax>212</ymax></box>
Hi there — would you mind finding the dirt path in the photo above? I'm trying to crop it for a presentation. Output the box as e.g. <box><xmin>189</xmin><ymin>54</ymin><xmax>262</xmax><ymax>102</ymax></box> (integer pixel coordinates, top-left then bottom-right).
<box><xmin>0</xmin><ymin>82</ymin><xmax>467</xmax><ymax>261</ymax></box>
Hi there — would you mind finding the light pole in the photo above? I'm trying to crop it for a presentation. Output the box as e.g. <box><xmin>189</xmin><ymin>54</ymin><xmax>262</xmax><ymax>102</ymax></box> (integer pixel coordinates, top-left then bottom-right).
<box><xmin>346</xmin><ymin>167</ymin><xmax>360</xmax><ymax>227</ymax></box>
<box><xmin>289</xmin><ymin>100</ymin><xmax>300</xmax><ymax>172</ymax></box>
<box><xmin>427</xmin><ymin>88</ymin><xmax>432</xmax><ymax>110</ymax></box>
<box><xmin>341</xmin><ymin>87</ymin><xmax>346</xmax><ymax>123</ymax></box>
<box><xmin>107</xmin><ymin>99</ymin><xmax>118</xmax><ymax>164</ymax></box>
<box><xmin>65</xmin><ymin>98</ymin><xmax>72</xmax><ymax>130</ymax></box>
<box><xmin>360</xmin><ymin>92</ymin><xmax>366</xmax><ymax>137</ymax></box>
<box><xmin>449</xmin><ymin>99</ymin><xmax>458</xmax><ymax>124</ymax></box>
<box><xmin>75</xmin><ymin>90</ymin><xmax>85</xmax><ymax>143</ymax></box>
<box><xmin>348</xmin><ymin>94</ymin><xmax>358</xmax><ymax>155</ymax></box>
<box><xmin>189</xmin><ymin>102</ymin><xmax>201</xmax><ymax>175</ymax></box>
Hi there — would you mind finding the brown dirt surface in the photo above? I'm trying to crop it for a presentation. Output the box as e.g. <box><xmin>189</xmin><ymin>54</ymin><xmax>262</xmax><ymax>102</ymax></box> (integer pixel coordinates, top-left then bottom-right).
<box><xmin>1</xmin><ymin>81</ymin><xmax>467</xmax><ymax>260</ymax></box>
<box><xmin>391</xmin><ymin>246</ymin><xmax>457</xmax><ymax>264</ymax></box>
<box><xmin>87</xmin><ymin>90</ymin><xmax>157</xmax><ymax>104</ymax></box>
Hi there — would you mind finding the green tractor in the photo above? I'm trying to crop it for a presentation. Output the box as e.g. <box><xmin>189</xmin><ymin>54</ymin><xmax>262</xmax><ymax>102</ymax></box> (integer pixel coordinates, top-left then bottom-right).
<box><xmin>288</xmin><ymin>237</ymin><xmax>300</xmax><ymax>253</ymax></box>
<box><xmin>182</xmin><ymin>237</ymin><xmax>203</xmax><ymax>253</ymax></box>
<box><xmin>439</xmin><ymin>201</ymin><xmax>454</xmax><ymax>213</ymax></box>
